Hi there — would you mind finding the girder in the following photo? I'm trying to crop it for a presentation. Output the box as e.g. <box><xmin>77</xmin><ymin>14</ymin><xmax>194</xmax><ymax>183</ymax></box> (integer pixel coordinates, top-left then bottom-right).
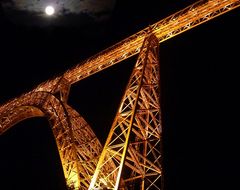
<box><xmin>1</xmin><ymin>0</ymin><xmax>239</xmax><ymax>124</ymax></box>
<box><xmin>31</xmin><ymin>0</ymin><xmax>240</xmax><ymax>94</ymax></box>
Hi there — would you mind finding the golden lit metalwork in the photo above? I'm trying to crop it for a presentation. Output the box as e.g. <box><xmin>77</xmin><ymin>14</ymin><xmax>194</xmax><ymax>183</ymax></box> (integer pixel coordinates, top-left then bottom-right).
<box><xmin>0</xmin><ymin>0</ymin><xmax>239</xmax><ymax>189</ymax></box>
<box><xmin>32</xmin><ymin>0</ymin><xmax>240</xmax><ymax>94</ymax></box>
<box><xmin>0</xmin><ymin>90</ymin><xmax>105</xmax><ymax>189</ymax></box>
<box><xmin>89</xmin><ymin>33</ymin><xmax>162</xmax><ymax>190</ymax></box>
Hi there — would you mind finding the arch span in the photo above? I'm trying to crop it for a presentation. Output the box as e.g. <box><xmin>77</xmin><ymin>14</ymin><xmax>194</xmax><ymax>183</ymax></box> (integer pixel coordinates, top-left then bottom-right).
<box><xmin>0</xmin><ymin>91</ymin><xmax>106</xmax><ymax>189</ymax></box>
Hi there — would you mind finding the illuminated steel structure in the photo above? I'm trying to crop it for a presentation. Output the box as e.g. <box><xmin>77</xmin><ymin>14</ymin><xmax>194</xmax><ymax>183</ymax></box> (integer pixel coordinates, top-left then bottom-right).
<box><xmin>0</xmin><ymin>0</ymin><xmax>239</xmax><ymax>189</ymax></box>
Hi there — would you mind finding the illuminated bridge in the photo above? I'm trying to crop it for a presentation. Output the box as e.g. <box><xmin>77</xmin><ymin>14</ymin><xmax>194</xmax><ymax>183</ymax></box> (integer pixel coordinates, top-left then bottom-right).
<box><xmin>0</xmin><ymin>0</ymin><xmax>239</xmax><ymax>189</ymax></box>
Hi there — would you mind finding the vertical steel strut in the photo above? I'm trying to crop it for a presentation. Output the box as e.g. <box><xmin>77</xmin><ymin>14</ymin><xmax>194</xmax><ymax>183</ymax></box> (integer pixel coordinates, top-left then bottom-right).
<box><xmin>89</xmin><ymin>33</ymin><xmax>162</xmax><ymax>190</ymax></box>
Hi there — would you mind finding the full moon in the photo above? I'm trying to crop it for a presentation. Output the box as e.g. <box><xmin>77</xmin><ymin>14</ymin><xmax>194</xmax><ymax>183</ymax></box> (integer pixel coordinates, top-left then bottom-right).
<box><xmin>45</xmin><ymin>6</ymin><xmax>55</xmax><ymax>16</ymax></box>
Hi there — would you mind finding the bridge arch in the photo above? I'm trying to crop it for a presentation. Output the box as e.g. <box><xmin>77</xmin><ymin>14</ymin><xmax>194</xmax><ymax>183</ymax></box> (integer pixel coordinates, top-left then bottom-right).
<box><xmin>0</xmin><ymin>91</ymin><xmax>103</xmax><ymax>189</ymax></box>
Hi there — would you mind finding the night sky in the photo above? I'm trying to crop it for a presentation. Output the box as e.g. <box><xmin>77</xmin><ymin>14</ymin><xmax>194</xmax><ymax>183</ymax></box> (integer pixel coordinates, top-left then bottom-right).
<box><xmin>1</xmin><ymin>1</ymin><xmax>240</xmax><ymax>190</ymax></box>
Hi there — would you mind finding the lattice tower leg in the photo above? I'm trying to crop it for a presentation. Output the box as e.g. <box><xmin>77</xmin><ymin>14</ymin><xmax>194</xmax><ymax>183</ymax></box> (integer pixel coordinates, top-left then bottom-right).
<box><xmin>89</xmin><ymin>33</ymin><xmax>162</xmax><ymax>190</ymax></box>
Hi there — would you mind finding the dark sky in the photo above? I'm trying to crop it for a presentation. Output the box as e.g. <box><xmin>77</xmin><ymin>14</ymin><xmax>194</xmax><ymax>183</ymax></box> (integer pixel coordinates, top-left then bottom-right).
<box><xmin>1</xmin><ymin>1</ymin><xmax>240</xmax><ymax>190</ymax></box>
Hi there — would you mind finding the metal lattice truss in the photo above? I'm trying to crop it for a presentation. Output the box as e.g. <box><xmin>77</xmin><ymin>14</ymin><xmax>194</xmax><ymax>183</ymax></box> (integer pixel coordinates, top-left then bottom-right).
<box><xmin>89</xmin><ymin>34</ymin><xmax>161</xmax><ymax>190</ymax></box>
<box><xmin>30</xmin><ymin>0</ymin><xmax>240</xmax><ymax>93</ymax></box>
<box><xmin>0</xmin><ymin>0</ymin><xmax>240</xmax><ymax>190</ymax></box>
<box><xmin>0</xmin><ymin>90</ymin><xmax>109</xmax><ymax>189</ymax></box>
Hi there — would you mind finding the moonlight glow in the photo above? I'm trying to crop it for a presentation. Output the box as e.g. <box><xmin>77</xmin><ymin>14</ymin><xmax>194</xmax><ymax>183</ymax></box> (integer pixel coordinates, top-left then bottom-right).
<box><xmin>45</xmin><ymin>6</ymin><xmax>55</xmax><ymax>16</ymax></box>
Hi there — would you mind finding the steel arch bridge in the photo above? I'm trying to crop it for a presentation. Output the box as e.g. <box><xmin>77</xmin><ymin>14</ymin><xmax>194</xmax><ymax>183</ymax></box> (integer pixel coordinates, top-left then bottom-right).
<box><xmin>0</xmin><ymin>0</ymin><xmax>239</xmax><ymax>189</ymax></box>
